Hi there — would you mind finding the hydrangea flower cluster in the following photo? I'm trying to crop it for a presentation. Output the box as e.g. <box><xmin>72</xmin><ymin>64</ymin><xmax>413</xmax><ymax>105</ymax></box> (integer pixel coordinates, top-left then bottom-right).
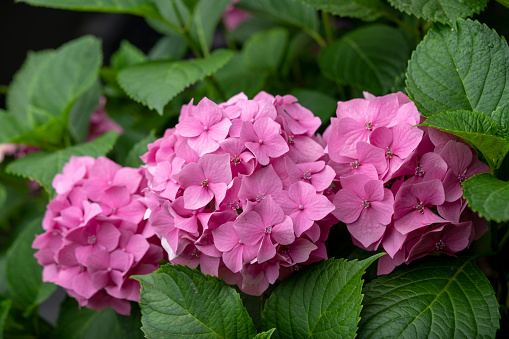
<box><xmin>142</xmin><ymin>92</ymin><xmax>336</xmax><ymax>295</ymax></box>
<box><xmin>32</xmin><ymin>156</ymin><xmax>163</xmax><ymax>315</ymax></box>
<box><xmin>325</xmin><ymin>92</ymin><xmax>489</xmax><ymax>274</ymax></box>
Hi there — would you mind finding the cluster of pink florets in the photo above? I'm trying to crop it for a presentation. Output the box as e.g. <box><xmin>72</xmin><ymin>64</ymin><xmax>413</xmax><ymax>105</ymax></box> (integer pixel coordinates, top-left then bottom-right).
<box><xmin>324</xmin><ymin>92</ymin><xmax>489</xmax><ymax>274</ymax></box>
<box><xmin>142</xmin><ymin>92</ymin><xmax>336</xmax><ymax>295</ymax></box>
<box><xmin>32</xmin><ymin>156</ymin><xmax>163</xmax><ymax>315</ymax></box>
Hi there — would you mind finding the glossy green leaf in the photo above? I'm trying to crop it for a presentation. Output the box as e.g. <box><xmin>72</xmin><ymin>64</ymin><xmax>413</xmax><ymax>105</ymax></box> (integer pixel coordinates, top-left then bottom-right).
<box><xmin>15</xmin><ymin>0</ymin><xmax>162</xmax><ymax>19</ymax></box>
<box><xmin>54</xmin><ymin>298</ymin><xmax>144</xmax><ymax>339</ymax></box>
<box><xmin>406</xmin><ymin>19</ymin><xmax>509</xmax><ymax>117</ymax></box>
<box><xmin>7</xmin><ymin>36</ymin><xmax>102</xmax><ymax>127</ymax></box>
<box><xmin>318</xmin><ymin>25</ymin><xmax>412</xmax><ymax>94</ymax></box>
<box><xmin>242</xmin><ymin>28</ymin><xmax>289</xmax><ymax>72</ymax></box>
<box><xmin>215</xmin><ymin>53</ymin><xmax>269</xmax><ymax>98</ymax></box>
<box><xmin>0</xmin><ymin>110</ymin><xmax>30</xmax><ymax>144</ymax></box>
<box><xmin>253</xmin><ymin>329</ymin><xmax>276</xmax><ymax>339</ymax></box>
<box><xmin>111</xmin><ymin>40</ymin><xmax>148</xmax><ymax>71</ymax></box>
<box><xmin>462</xmin><ymin>173</ymin><xmax>509</xmax><ymax>222</ymax></box>
<box><xmin>358</xmin><ymin>257</ymin><xmax>500</xmax><ymax>338</ymax></box>
<box><xmin>296</xmin><ymin>0</ymin><xmax>385</xmax><ymax>21</ymax></box>
<box><xmin>5</xmin><ymin>217</ymin><xmax>57</xmax><ymax>309</ymax></box>
<box><xmin>135</xmin><ymin>264</ymin><xmax>257</xmax><ymax>338</ymax></box>
<box><xmin>492</xmin><ymin>104</ymin><xmax>509</xmax><ymax>140</ymax></box>
<box><xmin>123</xmin><ymin>130</ymin><xmax>156</xmax><ymax>168</ymax></box>
<box><xmin>291</xmin><ymin>89</ymin><xmax>337</xmax><ymax>123</ymax></box>
<box><xmin>262</xmin><ymin>254</ymin><xmax>383</xmax><ymax>339</ymax></box>
<box><xmin>423</xmin><ymin>110</ymin><xmax>509</xmax><ymax>168</ymax></box>
<box><xmin>238</xmin><ymin>0</ymin><xmax>319</xmax><ymax>32</ymax></box>
<box><xmin>68</xmin><ymin>81</ymin><xmax>102</xmax><ymax>143</ymax></box>
<box><xmin>0</xmin><ymin>299</ymin><xmax>11</xmax><ymax>339</ymax></box>
<box><xmin>9</xmin><ymin>118</ymin><xmax>65</xmax><ymax>149</ymax></box>
<box><xmin>118</xmin><ymin>49</ymin><xmax>233</xmax><ymax>114</ymax></box>
<box><xmin>388</xmin><ymin>0</ymin><xmax>488</xmax><ymax>26</ymax></box>
<box><xmin>6</xmin><ymin>131</ymin><xmax>118</xmax><ymax>197</ymax></box>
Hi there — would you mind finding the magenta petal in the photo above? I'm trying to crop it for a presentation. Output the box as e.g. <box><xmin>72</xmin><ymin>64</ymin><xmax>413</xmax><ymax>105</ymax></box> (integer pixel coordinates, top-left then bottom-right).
<box><xmin>97</xmin><ymin>223</ymin><xmax>121</xmax><ymax>252</ymax></box>
<box><xmin>272</xmin><ymin>216</ymin><xmax>295</xmax><ymax>245</ymax></box>
<box><xmin>257</xmin><ymin>234</ymin><xmax>276</xmax><ymax>263</ymax></box>
<box><xmin>212</xmin><ymin>222</ymin><xmax>238</xmax><ymax>252</ymax></box>
<box><xmin>381</xmin><ymin>225</ymin><xmax>407</xmax><ymax>258</ymax></box>
<box><xmin>291</xmin><ymin>212</ymin><xmax>313</xmax><ymax>237</ymax></box>
<box><xmin>302</xmin><ymin>193</ymin><xmax>335</xmax><ymax>221</ymax></box>
<box><xmin>126</xmin><ymin>235</ymin><xmax>150</xmax><ymax>262</ymax></box>
<box><xmin>183</xmin><ymin>185</ymin><xmax>214</xmax><ymax>210</ymax></box>
<box><xmin>91</xmin><ymin>270</ymin><xmax>110</xmax><ymax>290</ymax></box>
<box><xmin>347</xmin><ymin>209</ymin><xmax>387</xmax><ymax>248</ymax></box>
<box><xmin>86</xmin><ymin>250</ymin><xmax>110</xmax><ymax>272</ymax></box>
<box><xmin>289</xmin><ymin>239</ymin><xmax>317</xmax><ymax>263</ymax></box>
<box><xmin>332</xmin><ymin>189</ymin><xmax>363</xmax><ymax>223</ymax></box>
<box><xmin>223</xmin><ymin>245</ymin><xmax>244</xmax><ymax>273</ymax></box>
<box><xmin>177</xmin><ymin>117</ymin><xmax>205</xmax><ymax>137</ymax></box>
<box><xmin>200</xmin><ymin>255</ymin><xmax>220</xmax><ymax>276</ymax></box>
<box><xmin>174</xmin><ymin>162</ymin><xmax>205</xmax><ymax>188</ymax></box>
<box><xmin>394</xmin><ymin>208</ymin><xmax>446</xmax><ymax>235</ymax></box>
<box><xmin>200</xmin><ymin>153</ymin><xmax>232</xmax><ymax>184</ymax></box>
<box><xmin>234</xmin><ymin>211</ymin><xmax>264</xmax><ymax>245</ymax></box>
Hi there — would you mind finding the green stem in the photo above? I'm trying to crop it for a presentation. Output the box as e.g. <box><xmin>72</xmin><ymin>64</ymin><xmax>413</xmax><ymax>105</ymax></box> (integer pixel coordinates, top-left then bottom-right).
<box><xmin>422</xmin><ymin>20</ymin><xmax>433</xmax><ymax>35</ymax></box>
<box><xmin>321</xmin><ymin>11</ymin><xmax>334</xmax><ymax>44</ymax></box>
<box><xmin>304</xmin><ymin>28</ymin><xmax>327</xmax><ymax>48</ymax></box>
<box><xmin>382</xmin><ymin>11</ymin><xmax>420</xmax><ymax>40</ymax></box>
<box><xmin>208</xmin><ymin>75</ymin><xmax>227</xmax><ymax>102</ymax></box>
<box><xmin>194</xmin><ymin>7</ymin><xmax>210</xmax><ymax>59</ymax></box>
<box><xmin>499</xmin><ymin>226</ymin><xmax>509</xmax><ymax>250</ymax></box>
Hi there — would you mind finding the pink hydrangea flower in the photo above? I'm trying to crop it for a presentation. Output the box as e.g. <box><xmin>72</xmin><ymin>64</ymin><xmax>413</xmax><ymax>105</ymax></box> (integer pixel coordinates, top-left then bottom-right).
<box><xmin>142</xmin><ymin>92</ymin><xmax>335</xmax><ymax>295</ymax></box>
<box><xmin>33</xmin><ymin>156</ymin><xmax>163</xmax><ymax>315</ymax></box>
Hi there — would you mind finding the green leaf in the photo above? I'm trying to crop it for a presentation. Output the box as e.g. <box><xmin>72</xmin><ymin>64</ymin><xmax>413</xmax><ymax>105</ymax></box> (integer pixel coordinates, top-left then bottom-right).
<box><xmin>148</xmin><ymin>35</ymin><xmax>188</xmax><ymax>61</ymax></box>
<box><xmin>358</xmin><ymin>257</ymin><xmax>500</xmax><ymax>338</ymax></box>
<box><xmin>134</xmin><ymin>264</ymin><xmax>257</xmax><ymax>338</ymax></box>
<box><xmin>262</xmin><ymin>254</ymin><xmax>384</xmax><ymax>339</ymax></box>
<box><xmin>296</xmin><ymin>0</ymin><xmax>385</xmax><ymax>21</ymax></box>
<box><xmin>253</xmin><ymin>329</ymin><xmax>276</xmax><ymax>339</ymax></box>
<box><xmin>388</xmin><ymin>0</ymin><xmax>488</xmax><ymax>26</ymax></box>
<box><xmin>54</xmin><ymin>298</ymin><xmax>144</xmax><ymax>339</ymax></box>
<box><xmin>5</xmin><ymin>217</ymin><xmax>57</xmax><ymax>309</ymax></box>
<box><xmin>68</xmin><ymin>81</ymin><xmax>102</xmax><ymax>143</ymax></box>
<box><xmin>0</xmin><ymin>299</ymin><xmax>11</xmax><ymax>339</ymax></box>
<box><xmin>462</xmin><ymin>173</ymin><xmax>509</xmax><ymax>222</ymax></box>
<box><xmin>10</xmin><ymin>118</ymin><xmax>65</xmax><ymax>149</ymax></box>
<box><xmin>497</xmin><ymin>0</ymin><xmax>509</xmax><ymax>8</ymax></box>
<box><xmin>242</xmin><ymin>28</ymin><xmax>289</xmax><ymax>72</ymax></box>
<box><xmin>318</xmin><ymin>24</ymin><xmax>412</xmax><ymax>94</ymax></box>
<box><xmin>123</xmin><ymin>130</ymin><xmax>156</xmax><ymax>168</ymax></box>
<box><xmin>7</xmin><ymin>36</ymin><xmax>102</xmax><ymax>127</ymax></box>
<box><xmin>290</xmin><ymin>89</ymin><xmax>337</xmax><ymax>123</ymax></box>
<box><xmin>422</xmin><ymin>110</ymin><xmax>509</xmax><ymax>168</ymax></box>
<box><xmin>0</xmin><ymin>185</ymin><xmax>5</xmax><ymax>211</ymax></box>
<box><xmin>406</xmin><ymin>19</ymin><xmax>509</xmax><ymax>117</ymax></box>
<box><xmin>152</xmin><ymin>0</ymin><xmax>230</xmax><ymax>51</ymax></box>
<box><xmin>15</xmin><ymin>0</ymin><xmax>162</xmax><ymax>19</ymax></box>
<box><xmin>492</xmin><ymin>104</ymin><xmax>509</xmax><ymax>140</ymax></box>
<box><xmin>215</xmin><ymin>53</ymin><xmax>269</xmax><ymax>98</ymax></box>
<box><xmin>0</xmin><ymin>110</ymin><xmax>31</xmax><ymax>143</ymax></box>
<box><xmin>238</xmin><ymin>0</ymin><xmax>319</xmax><ymax>32</ymax></box>
<box><xmin>6</xmin><ymin>131</ymin><xmax>118</xmax><ymax>197</ymax></box>
<box><xmin>118</xmin><ymin>49</ymin><xmax>233</xmax><ymax>114</ymax></box>
<box><xmin>111</xmin><ymin>40</ymin><xmax>148</xmax><ymax>71</ymax></box>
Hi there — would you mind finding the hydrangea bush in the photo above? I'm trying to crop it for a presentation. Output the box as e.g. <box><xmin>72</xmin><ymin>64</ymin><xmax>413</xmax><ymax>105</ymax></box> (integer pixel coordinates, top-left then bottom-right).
<box><xmin>1</xmin><ymin>0</ymin><xmax>508</xmax><ymax>338</ymax></box>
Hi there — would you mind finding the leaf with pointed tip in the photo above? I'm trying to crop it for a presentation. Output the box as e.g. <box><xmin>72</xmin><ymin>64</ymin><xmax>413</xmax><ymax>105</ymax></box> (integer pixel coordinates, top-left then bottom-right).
<box><xmin>54</xmin><ymin>298</ymin><xmax>144</xmax><ymax>339</ymax></box>
<box><xmin>296</xmin><ymin>0</ymin><xmax>385</xmax><ymax>21</ymax></box>
<box><xmin>242</xmin><ymin>28</ymin><xmax>289</xmax><ymax>72</ymax></box>
<box><xmin>0</xmin><ymin>110</ymin><xmax>30</xmax><ymax>143</ymax></box>
<box><xmin>262</xmin><ymin>254</ymin><xmax>384</xmax><ymax>339</ymax></box>
<box><xmin>462</xmin><ymin>173</ymin><xmax>509</xmax><ymax>222</ymax></box>
<box><xmin>422</xmin><ymin>110</ymin><xmax>509</xmax><ymax>168</ymax></box>
<box><xmin>15</xmin><ymin>0</ymin><xmax>162</xmax><ymax>19</ymax></box>
<box><xmin>388</xmin><ymin>0</ymin><xmax>488</xmax><ymax>26</ymax></box>
<box><xmin>237</xmin><ymin>0</ymin><xmax>319</xmax><ymax>32</ymax></box>
<box><xmin>134</xmin><ymin>264</ymin><xmax>257</xmax><ymax>338</ymax></box>
<box><xmin>123</xmin><ymin>131</ymin><xmax>156</xmax><ymax>168</ymax></box>
<box><xmin>6</xmin><ymin>132</ymin><xmax>118</xmax><ymax>197</ymax></box>
<box><xmin>358</xmin><ymin>257</ymin><xmax>500</xmax><ymax>338</ymax></box>
<box><xmin>253</xmin><ymin>329</ymin><xmax>276</xmax><ymax>338</ymax></box>
<box><xmin>406</xmin><ymin>19</ymin><xmax>509</xmax><ymax>117</ymax></box>
<box><xmin>492</xmin><ymin>104</ymin><xmax>509</xmax><ymax>140</ymax></box>
<box><xmin>7</xmin><ymin>36</ymin><xmax>102</xmax><ymax>127</ymax></box>
<box><xmin>318</xmin><ymin>24</ymin><xmax>412</xmax><ymax>94</ymax></box>
<box><xmin>118</xmin><ymin>49</ymin><xmax>233</xmax><ymax>114</ymax></box>
<box><xmin>5</xmin><ymin>217</ymin><xmax>57</xmax><ymax>309</ymax></box>
<box><xmin>111</xmin><ymin>40</ymin><xmax>147</xmax><ymax>71</ymax></box>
